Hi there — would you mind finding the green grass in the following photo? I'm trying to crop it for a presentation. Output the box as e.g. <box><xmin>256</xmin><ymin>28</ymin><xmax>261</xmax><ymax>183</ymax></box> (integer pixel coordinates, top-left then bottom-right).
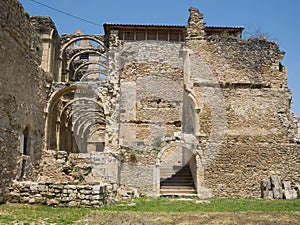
<box><xmin>0</xmin><ymin>203</ymin><xmax>91</xmax><ymax>225</ymax></box>
<box><xmin>101</xmin><ymin>197</ymin><xmax>300</xmax><ymax>213</ymax></box>
<box><xmin>0</xmin><ymin>198</ymin><xmax>299</xmax><ymax>224</ymax></box>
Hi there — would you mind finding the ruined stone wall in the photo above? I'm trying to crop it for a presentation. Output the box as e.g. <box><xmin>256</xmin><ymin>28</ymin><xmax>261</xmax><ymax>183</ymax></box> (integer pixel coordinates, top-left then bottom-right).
<box><xmin>296</xmin><ymin>117</ymin><xmax>300</xmax><ymax>141</ymax></box>
<box><xmin>30</xmin><ymin>16</ymin><xmax>60</xmax><ymax>80</ymax></box>
<box><xmin>204</xmin><ymin>143</ymin><xmax>299</xmax><ymax>197</ymax></box>
<box><xmin>186</xmin><ymin>34</ymin><xmax>300</xmax><ymax>198</ymax></box>
<box><xmin>119</xmin><ymin>41</ymin><xmax>184</xmax><ymax>151</ymax></box>
<box><xmin>0</xmin><ymin>0</ymin><xmax>51</xmax><ymax>202</ymax></box>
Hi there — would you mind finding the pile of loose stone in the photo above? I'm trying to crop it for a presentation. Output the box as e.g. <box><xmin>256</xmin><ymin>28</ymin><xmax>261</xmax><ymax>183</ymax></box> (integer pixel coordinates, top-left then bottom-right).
<box><xmin>261</xmin><ymin>175</ymin><xmax>299</xmax><ymax>199</ymax></box>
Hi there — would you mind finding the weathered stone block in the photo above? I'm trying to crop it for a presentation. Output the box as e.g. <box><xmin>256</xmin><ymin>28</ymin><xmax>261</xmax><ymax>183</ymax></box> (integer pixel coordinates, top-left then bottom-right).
<box><xmin>66</xmin><ymin>185</ymin><xmax>77</xmax><ymax>190</ymax></box>
<box><xmin>79</xmin><ymin>189</ymin><xmax>91</xmax><ymax>195</ymax></box>
<box><xmin>54</xmin><ymin>189</ymin><xmax>61</xmax><ymax>193</ymax></box>
<box><xmin>271</xmin><ymin>175</ymin><xmax>282</xmax><ymax>188</ymax></box>
<box><xmin>34</xmin><ymin>195</ymin><xmax>45</xmax><ymax>204</ymax></box>
<box><xmin>92</xmin><ymin>195</ymin><xmax>100</xmax><ymax>200</ymax></box>
<box><xmin>92</xmin><ymin>186</ymin><xmax>100</xmax><ymax>194</ymax></box>
<box><xmin>28</xmin><ymin>198</ymin><xmax>35</xmax><ymax>204</ymax></box>
<box><xmin>261</xmin><ymin>190</ymin><xmax>273</xmax><ymax>199</ymax></box>
<box><xmin>47</xmin><ymin>198</ymin><xmax>59</xmax><ymax>206</ymax></box>
<box><xmin>79</xmin><ymin>194</ymin><xmax>86</xmax><ymax>200</ymax></box>
<box><xmin>282</xmin><ymin>181</ymin><xmax>292</xmax><ymax>190</ymax></box>
<box><xmin>295</xmin><ymin>185</ymin><xmax>300</xmax><ymax>198</ymax></box>
<box><xmin>260</xmin><ymin>180</ymin><xmax>271</xmax><ymax>191</ymax></box>
<box><xmin>90</xmin><ymin>200</ymin><xmax>100</xmax><ymax>205</ymax></box>
<box><xmin>67</xmin><ymin>195</ymin><xmax>75</xmax><ymax>202</ymax></box>
<box><xmin>29</xmin><ymin>183</ymin><xmax>39</xmax><ymax>193</ymax></box>
<box><xmin>46</xmin><ymin>192</ymin><xmax>55</xmax><ymax>198</ymax></box>
<box><xmin>81</xmin><ymin>200</ymin><xmax>91</xmax><ymax>206</ymax></box>
<box><xmin>38</xmin><ymin>185</ymin><xmax>48</xmax><ymax>192</ymax></box>
<box><xmin>22</xmin><ymin>197</ymin><xmax>30</xmax><ymax>203</ymax></box>
<box><xmin>273</xmin><ymin>187</ymin><xmax>283</xmax><ymax>199</ymax></box>
<box><xmin>61</xmin><ymin>197</ymin><xmax>69</xmax><ymax>202</ymax></box>
<box><xmin>68</xmin><ymin>201</ymin><xmax>79</xmax><ymax>207</ymax></box>
<box><xmin>283</xmin><ymin>190</ymin><xmax>298</xmax><ymax>199</ymax></box>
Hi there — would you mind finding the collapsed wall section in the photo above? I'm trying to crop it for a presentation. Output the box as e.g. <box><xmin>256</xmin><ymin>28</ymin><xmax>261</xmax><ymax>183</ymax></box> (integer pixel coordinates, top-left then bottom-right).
<box><xmin>0</xmin><ymin>0</ymin><xmax>51</xmax><ymax>202</ymax></box>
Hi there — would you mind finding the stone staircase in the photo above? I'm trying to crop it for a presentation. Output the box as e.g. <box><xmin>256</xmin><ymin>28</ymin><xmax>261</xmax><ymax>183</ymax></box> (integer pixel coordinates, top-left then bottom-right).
<box><xmin>160</xmin><ymin>164</ymin><xmax>196</xmax><ymax>196</ymax></box>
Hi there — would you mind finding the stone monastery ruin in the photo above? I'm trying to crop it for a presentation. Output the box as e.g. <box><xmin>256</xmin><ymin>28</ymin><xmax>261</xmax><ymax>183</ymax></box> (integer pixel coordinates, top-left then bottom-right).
<box><xmin>0</xmin><ymin>0</ymin><xmax>300</xmax><ymax>206</ymax></box>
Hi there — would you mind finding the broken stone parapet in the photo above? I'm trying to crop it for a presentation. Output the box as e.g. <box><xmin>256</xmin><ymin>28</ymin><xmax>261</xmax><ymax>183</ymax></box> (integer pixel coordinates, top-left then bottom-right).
<box><xmin>186</xmin><ymin>7</ymin><xmax>206</xmax><ymax>40</ymax></box>
<box><xmin>261</xmin><ymin>176</ymin><xmax>299</xmax><ymax>199</ymax></box>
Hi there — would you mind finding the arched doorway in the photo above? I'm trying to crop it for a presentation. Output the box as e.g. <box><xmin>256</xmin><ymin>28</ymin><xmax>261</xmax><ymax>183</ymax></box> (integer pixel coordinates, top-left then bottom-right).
<box><xmin>155</xmin><ymin>142</ymin><xmax>202</xmax><ymax>196</ymax></box>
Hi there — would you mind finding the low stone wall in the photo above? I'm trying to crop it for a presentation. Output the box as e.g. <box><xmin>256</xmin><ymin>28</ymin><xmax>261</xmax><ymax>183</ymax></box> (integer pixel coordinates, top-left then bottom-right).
<box><xmin>8</xmin><ymin>181</ymin><xmax>108</xmax><ymax>207</ymax></box>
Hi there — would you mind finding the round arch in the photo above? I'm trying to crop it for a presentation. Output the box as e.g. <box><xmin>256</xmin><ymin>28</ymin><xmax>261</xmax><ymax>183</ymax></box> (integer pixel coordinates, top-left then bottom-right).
<box><xmin>44</xmin><ymin>84</ymin><xmax>105</xmax><ymax>151</ymax></box>
<box><xmin>156</xmin><ymin>141</ymin><xmax>198</xmax><ymax>165</ymax></box>
<box><xmin>66</xmin><ymin>106</ymin><xmax>104</xmax><ymax>125</ymax></box>
<box><xmin>67</xmin><ymin>49</ymin><xmax>106</xmax><ymax>73</ymax></box>
<box><xmin>82</xmin><ymin>121</ymin><xmax>106</xmax><ymax>140</ymax></box>
<box><xmin>88</xmin><ymin>126</ymin><xmax>106</xmax><ymax>140</ymax></box>
<box><xmin>45</xmin><ymin>84</ymin><xmax>104</xmax><ymax>114</ymax></box>
<box><xmin>74</xmin><ymin>61</ymin><xmax>107</xmax><ymax>80</ymax></box>
<box><xmin>79</xmin><ymin>70</ymin><xmax>108</xmax><ymax>81</ymax></box>
<box><xmin>59</xmin><ymin>97</ymin><xmax>104</xmax><ymax>120</ymax></box>
<box><xmin>60</xmin><ymin>35</ymin><xmax>107</xmax><ymax>59</ymax></box>
<box><xmin>74</xmin><ymin>113</ymin><xmax>105</xmax><ymax>136</ymax></box>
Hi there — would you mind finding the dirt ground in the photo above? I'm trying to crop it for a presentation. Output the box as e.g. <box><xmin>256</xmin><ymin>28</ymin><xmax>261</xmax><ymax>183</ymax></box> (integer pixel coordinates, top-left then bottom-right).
<box><xmin>76</xmin><ymin>211</ymin><xmax>300</xmax><ymax>225</ymax></box>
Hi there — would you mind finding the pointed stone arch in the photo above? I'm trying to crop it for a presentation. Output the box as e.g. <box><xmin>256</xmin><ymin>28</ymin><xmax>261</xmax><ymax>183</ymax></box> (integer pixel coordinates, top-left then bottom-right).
<box><xmin>74</xmin><ymin>61</ymin><xmax>107</xmax><ymax>81</ymax></box>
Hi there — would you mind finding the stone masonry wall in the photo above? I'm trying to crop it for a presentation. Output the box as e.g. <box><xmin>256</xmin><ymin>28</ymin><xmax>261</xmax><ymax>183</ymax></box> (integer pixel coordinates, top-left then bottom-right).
<box><xmin>205</xmin><ymin>143</ymin><xmax>300</xmax><ymax>198</ymax></box>
<box><xmin>119</xmin><ymin>41</ymin><xmax>183</xmax><ymax>151</ymax></box>
<box><xmin>0</xmin><ymin>0</ymin><xmax>51</xmax><ymax>202</ymax></box>
<box><xmin>186</xmin><ymin>9</ymin><xmax>300</xmax><ymax>197</ymax></box>
<box><xmin>8</xmin><ymin>181</ymin><xmax>107</xmax><ymax>207</ymax></box>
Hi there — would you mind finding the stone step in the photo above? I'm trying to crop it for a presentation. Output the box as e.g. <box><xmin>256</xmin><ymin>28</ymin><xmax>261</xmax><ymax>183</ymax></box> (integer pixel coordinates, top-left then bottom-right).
<box><xmin>172</xmin><ymin>173</ymin><xmax>192</xmax><ymax>177</ymax></box>
<box><xmin>160</xmin><ymin>193</ymin><xmax>198</xmax><ymax>197</ymax></box>
<box><xmin>161</xmin><ymin>182</ymin><xmax>194</xmax><ymax>186</ymax></box>
<box><xmin>162</xmin><ymin>178</ymin><xmax>193</xmax><ymax>182</ymax></box>
<box><xmin>160</xmin><ymin>188</ymin><xmax>196</xmax><ymax>194</ymax></box>
<box><xmin>162</xmin><ymin>177</ymin><xmax>193</xmax><ymax>181</ymax></box>
<box><xmin>160</xmin><ymin>185</ymin><xmax>195</xmax><ymax>190</ymax></box>
<box><xmin>160</xmin><ymin>171</ymin><xmax>192</xmax><ymax>176</ymax></box>
<box><xmin>160</xmin><ymin>164</ymin><xmax>195</xmax><ymax>195</ymax></box>
<box><xmin>160</xmin><ymin>167</ymin><xmax>190</xmax><ymax>171</ymax></box>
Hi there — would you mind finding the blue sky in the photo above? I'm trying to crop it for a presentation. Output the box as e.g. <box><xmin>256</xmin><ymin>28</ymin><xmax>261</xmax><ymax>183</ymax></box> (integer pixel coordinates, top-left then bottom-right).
<box><xmin>19</xmin><ymin>0</ymin><xmax>300</xmax><ymax>116</ymax></box>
